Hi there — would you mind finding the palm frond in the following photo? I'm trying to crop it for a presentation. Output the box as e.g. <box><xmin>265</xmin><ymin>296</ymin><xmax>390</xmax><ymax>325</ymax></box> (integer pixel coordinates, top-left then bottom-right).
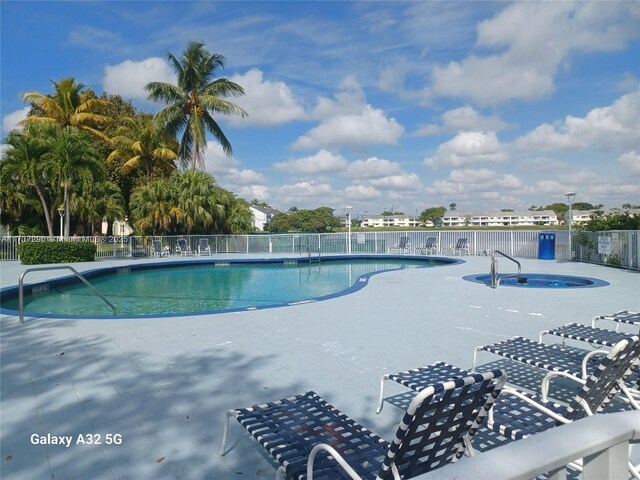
<box><xmin>199</xmin><ymin>95</ymin><xmax>248</xmax><ymax>117</ymax></box>
<box><xmin>202</xmin><ymin>78</ymin><xmax>246</xmax><ymax>98</ymax></box>
<box><xmin>145</xmin><ymin>82</ymin><xmax>185</xmax><ymax>104</ymax></box>
<box><xmin>201</xmin><ymin>112</ymin><xmax>232</xmax><ymax>157</ymax></box>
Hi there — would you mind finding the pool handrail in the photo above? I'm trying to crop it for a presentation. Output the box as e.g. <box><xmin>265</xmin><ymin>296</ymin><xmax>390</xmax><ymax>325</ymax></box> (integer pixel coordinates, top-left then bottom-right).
<box><xmin>489</xmin><ymin>249</ymin><xmax>521</xmax><ymax>288</ymax></box>
<box><xmin>18</xmin><ymin>266</ymin><xmax>117</xmax><ymax>323</ymax></box>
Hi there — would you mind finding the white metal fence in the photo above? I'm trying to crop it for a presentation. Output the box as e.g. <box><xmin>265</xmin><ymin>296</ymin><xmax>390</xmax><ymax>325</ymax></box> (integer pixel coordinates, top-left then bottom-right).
<box><xmin>1</xmin><ymin>230</ymin><xmax>638</xmax><ymax>270</ymax></box>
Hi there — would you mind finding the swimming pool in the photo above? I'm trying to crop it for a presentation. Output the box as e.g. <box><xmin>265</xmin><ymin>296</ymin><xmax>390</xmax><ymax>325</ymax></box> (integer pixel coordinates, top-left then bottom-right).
<box><xmin>2</xmin><ymin>256</ymin><xmax>459</xmax><ymax>318</ymax></box>
<box><xmin>463</xmin><ymin>273</ymin><xmax>609</xmax><ymax>288</ymax></box>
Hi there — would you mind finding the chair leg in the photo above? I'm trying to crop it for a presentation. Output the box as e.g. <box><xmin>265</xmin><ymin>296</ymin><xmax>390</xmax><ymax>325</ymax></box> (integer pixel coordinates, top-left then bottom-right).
<box><xmin>376</xmin><ymin>374</ymin><xmax>389</xmax><ymax>414</ymax></box>
<box><xmin>219</xmin><ymin>409</ymin><xmax>236</xmax><ymax>456</ymax></box>
<box><xmin>276</xmin><ymin>466</ymin><xmax>287</xmax><ymax>480</ymax></box>
<box><xmin>471</xmin><ymin>346</ymin><xmax>483</xmax><ymax>371</ymax></box>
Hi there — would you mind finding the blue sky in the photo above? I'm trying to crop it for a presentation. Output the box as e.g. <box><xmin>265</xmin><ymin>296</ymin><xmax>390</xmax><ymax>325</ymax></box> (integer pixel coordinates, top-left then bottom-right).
<box><xmin>2</xmin><ymin>1</ymin><xmax>639</xmax><ymax>216</ymax></box>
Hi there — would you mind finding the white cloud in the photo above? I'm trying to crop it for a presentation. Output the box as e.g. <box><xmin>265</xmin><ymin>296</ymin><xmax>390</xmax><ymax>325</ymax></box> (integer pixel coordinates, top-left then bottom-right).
<box><xmin>292</xmin><ymin>105</ymin><xmax>404</xmax><ymax>151</ymax></box>
<box><xmin>619</xmin><ymin>151</ymin><xmax>640</xmax><ymax>175</ymax></box>
<box><xmin>414</xmin><ymin>106</ymin><xmax>510</xmax><ymax>136</ymax></box>
<box><xmin>278</xmin><ymin>180</ymin><xmax>333</xmax><ymax>197</ymax></box>
<box><xmin>273</xmin><ymin>149</ymin><xmax>347</xmax><ymax>174</ymax></box>
<box><xmin>430</xmin><ymin>3</ymin><xmax>640</xmax><ymax>105</ymax></box>
<box><xmin>515</xmin><ymin>91</ymin><xmax>640</xmax><ymax>152</ymax></box>
<box><xmin>310</xmin><ymin>75</ymin><xmax>367</xmax><ymax>119</ymax></box>
<box><xmin>227</xmin><ymin>69</ymin><xmax>306</xmax><ymax>126</ymax></box>
<box><xmin>427</xmin><ymin>168</ymin><xmax>523</xmax><ymax>196</ymax></box>
<box><xmin>344</xmin><ymin>157</ymin><xmax>402</xmax><ymax>179</ymax></box>
<box><xmin>369</xmin><ymin>173</ymin><xmax>422</xmax><ymax>191</ymax></box>
<box><xmin>424</xmin><ymin>131</ymin><xmax>508</xmax><ymax>168</ymax></box>
<box><xmin>344</xmin><ymin>184</ymin><xmax>381</xmax><ymax>200</ymax></box>
<box><xmin>203</xmin><ymin>141</ymin><xmax>265</xmax><ymax>186</ymax></box>
<box><xmin>1</xmin><ymin>107</ymin><xmax>29</xmax><ymax>133</ymax></box>
<box><xmin>236</xmin><ymin>185</ymin><xmax>271</xmax><ymax>201</ymax></box>
<box><xmin>103</xmin><ymin>57</ymin><xmax>176</xmax><ymax>101</ymax></box>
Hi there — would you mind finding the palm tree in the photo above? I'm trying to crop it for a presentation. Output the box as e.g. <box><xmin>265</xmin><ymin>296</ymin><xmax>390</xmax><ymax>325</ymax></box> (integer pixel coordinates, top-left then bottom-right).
<box><xmin>174</xmin><ymin>169</ymin><xmax>219</xmax><ymax>233</ymax></box>
<box><xmin>130</xmin><ymin>179</ymin><xmax>182</xmax><ymax>235</ymax></box>
<box><xmin>145</xmin><ymin>41</ymin><xmax>247</xmax><ymax>170</ymax></box>
<box><xmin>43</xmin><ymin>125</ymin><xmax>105</xmax><ymax>237</ymax></box>
<box><xmin>107</xmin><ymin>114</ymin><xmax>179</xmax><ymax>181</ymax></box>
<box><xmin>449</xmin><ymin>202</ymin><xmax>457</xmax><ymax>212</ymax></box>
<box><xmin>1</xmin><ymin>126</ymin><xmax>55</xmax><ymax>236</ymax></box>
<box><xmin>21</xmin><ymin>78</ymin><xmax>112</xmax><ymax>141</ymax></box>
<box><xmin>72</xmin><ymin>180</ymin><xmax>124</xmax><ymax>235</ymax></box>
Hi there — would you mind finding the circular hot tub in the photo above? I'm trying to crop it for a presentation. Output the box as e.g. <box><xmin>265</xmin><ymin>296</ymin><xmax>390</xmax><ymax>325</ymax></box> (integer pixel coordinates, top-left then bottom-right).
<box><xmin>463</xmin><ymin>273</ymin><xmax>609</xmax><ymax>288</ymax></box>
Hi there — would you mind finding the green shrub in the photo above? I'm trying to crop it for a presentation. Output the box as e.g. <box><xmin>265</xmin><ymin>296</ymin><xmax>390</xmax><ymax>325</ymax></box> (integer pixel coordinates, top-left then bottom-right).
<box><xmin>17</xmin><ymin>241</ymin><xmax>96</xmax><ymax>265</ymax></box>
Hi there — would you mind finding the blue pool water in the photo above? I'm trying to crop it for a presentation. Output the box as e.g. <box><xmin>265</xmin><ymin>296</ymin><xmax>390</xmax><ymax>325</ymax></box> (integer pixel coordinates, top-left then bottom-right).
<box><xmin>463</xmin><ymin>273</ymin><xmax>609</xmax><ymax>288</ymax></box>
<box><xmin>2</xmin><ymin>256</ymin><xmax>457</xmax><ymax>318</ymax></box>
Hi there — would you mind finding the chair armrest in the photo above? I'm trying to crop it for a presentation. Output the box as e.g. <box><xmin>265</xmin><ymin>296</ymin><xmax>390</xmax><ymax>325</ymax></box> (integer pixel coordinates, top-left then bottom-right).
<box><xmin>540</xmin><ymin>370</ymin><xmax>585</xmax><ymax>402</ymax></box>
<box><xmin>307</xmin><ymin>443</ymin><xmax>364</xmax><ymax>480</ymax></box>
<box><xmin>493</xmin><ymin>386</ymin><xmax>572</xmax><ymax>425</ymax></box>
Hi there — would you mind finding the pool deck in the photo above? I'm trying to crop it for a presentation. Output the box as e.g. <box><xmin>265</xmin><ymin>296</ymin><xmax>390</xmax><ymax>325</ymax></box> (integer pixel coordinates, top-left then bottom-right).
<box><xmin>1</xmin><ymin>254</ymin><xmax>639</xmax><ymax>479</ymax></box>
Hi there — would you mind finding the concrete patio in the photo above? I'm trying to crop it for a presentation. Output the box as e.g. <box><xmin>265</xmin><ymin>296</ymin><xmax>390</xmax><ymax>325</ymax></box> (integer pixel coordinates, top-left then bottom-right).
<box><xmin>1</xmin><ymin>254</ymin><xmax>639</xmax><ymax>479</ymax></box>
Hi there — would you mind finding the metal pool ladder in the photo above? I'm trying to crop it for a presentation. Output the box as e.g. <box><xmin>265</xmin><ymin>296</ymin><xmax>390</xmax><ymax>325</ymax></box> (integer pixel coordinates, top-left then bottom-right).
<box><xmin>18</xmin><ymin>266</ymin><xmax>117</xmax><ymax>323</ymax></box>
<box><xmin>489</xmin><ymin>249</ymin><xmax>521</xmax><ymax>289</ymax></box>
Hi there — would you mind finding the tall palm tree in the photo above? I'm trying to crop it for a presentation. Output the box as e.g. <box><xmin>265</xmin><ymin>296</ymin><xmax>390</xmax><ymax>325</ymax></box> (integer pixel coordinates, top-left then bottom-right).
<box><xmin>145</xmin><ymin>41</ymin><xmax>247</xmax><ymax>170</ymax></box>
<box><xmin>43</xmin><ymin>125</ymin><xmax>105</xmax><ymax>237</ymax></box>
<box><xmin>1</xmin><ymin>126</ymin><xmax>55</xmax><ymax>236</ymax></box>
<box><xmin>21</xmin><ymin>78</ymin><xmax>113</xmax><ymax>141</ymax></box>
<box><xmin>107</xmin><ymin>114</ymin><xmax>178</xmax><ymax>182</ymax></box>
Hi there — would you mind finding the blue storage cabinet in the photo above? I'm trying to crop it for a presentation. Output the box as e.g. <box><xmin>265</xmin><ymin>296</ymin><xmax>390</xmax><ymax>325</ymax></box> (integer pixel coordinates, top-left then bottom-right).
<box><xmin>538</xmin><ymin>233</ymin><xmax>556</xmax><ymax>260</ymax></box>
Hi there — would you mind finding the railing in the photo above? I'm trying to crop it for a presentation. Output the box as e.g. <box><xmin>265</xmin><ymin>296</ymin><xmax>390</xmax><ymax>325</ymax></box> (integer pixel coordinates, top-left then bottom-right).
<box><xmin>18</xmin><ymin>266</ymin><xmax>116</xmax><ymax>323</ymax></box>
<box><xmin>416</xmin><ymin>410</ymin><xmax>640</xmax><ymax>480</ymax></box>
<box><xmin>489</xmin><ymin>249</ymin><xmax>522</xmax><ymax>289</ymax></box>
<box><xmin>1</xmin><ymin>230</ymin><xmax>638</xmax><ymax>270</ymax></box>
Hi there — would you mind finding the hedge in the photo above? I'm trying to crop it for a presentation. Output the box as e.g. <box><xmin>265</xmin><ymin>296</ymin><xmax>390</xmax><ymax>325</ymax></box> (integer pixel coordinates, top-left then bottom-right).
<box><xmin>17</xmin><ymin>241</ymin><xmax>97</xmax><ymax>265</ymax></box>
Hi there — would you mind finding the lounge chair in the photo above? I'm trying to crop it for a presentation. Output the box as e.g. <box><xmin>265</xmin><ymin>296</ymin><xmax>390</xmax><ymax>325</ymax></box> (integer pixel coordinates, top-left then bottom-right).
<box><xmin>539</xmin><ymin>322</ymin><xmax>640</xmax><ymax>397</ymax></box>
<box><xmin>450</xmin><ymin>237</ymin><xmax>469</xmax><ymax>255</ymax></box>
<box><xmin>151</xmin><ymin>240</ymin><xmax>169</xmax><ymax>257</ymax></box>
<box><xmin>197</xmin><ymin>238</ymin><xmax>211</xmax><ymax>256</ymax></box>
<box><xmin>176</xmin><ymin>238</ymin><xmax>193</xmax><ymax>256</ymax></box>
<box><xmin>485</xmin><ymin>336</ymin><xmax>640</xmax><ymax>479</ymax></box>
<box><xmin>472</xmin><ymin>335</ymin><xmax>640</xmax><ymax>409</ymax></box>
<box><xmin>416</xmin><ymin>236</ymin><xmax>437</xmax><ymax>255</ymax></box>
<box><xmin>592</xmin><ymin>310</ymin><xmax>639</xmax><ymax>332</ymax></box>
<box><xmin>389</xmin><ymin>235</ymin><xmax>410</xmax><ymax>254</ymax></box>
<box><xmin>375</xmin><ymin>339</ymin><xmax>640</xmax><ymax>479</ymax></box>
<box><xmin>220</xmin><ymin>370</ymin><xmax>505</xmax><ymax>480</ymax></box>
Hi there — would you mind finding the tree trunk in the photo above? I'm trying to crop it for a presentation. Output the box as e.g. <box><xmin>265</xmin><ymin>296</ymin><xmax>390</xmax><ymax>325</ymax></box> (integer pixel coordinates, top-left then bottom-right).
<box><xmin>34</xmin><ymin>185</ymin><xmax>54</xmax><ymax>237</ymax></box>
<box><xmin>63</xmin><ymin>186</ymin><xmax>70</xmax><ymax>238</ymax></box>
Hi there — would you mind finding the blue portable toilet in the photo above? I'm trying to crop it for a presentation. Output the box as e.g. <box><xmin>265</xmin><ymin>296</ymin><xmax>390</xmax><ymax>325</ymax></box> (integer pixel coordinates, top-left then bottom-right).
<box><xmin>538</xmin><ymin>232</ymin><xmax>555</xmax><ymax>260</ymax></box>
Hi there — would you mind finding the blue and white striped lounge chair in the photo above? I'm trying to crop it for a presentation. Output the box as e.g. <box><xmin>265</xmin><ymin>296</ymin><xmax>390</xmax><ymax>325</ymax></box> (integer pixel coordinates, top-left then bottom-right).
<box><xmin>197</xmin><ymin>238</ymin><xmax>211</xmax><ymax>256</ymax></box>
<box><xmin>592</xmin><ymin>310</ymin><xmax>640</xmax><ymax>332</ymax></box>
<box><xmin>388</xmin><ymin>235</ymin><xmax>410</xmax><ymax>254</ymax></box>
<box><xmin>176</xmin><ymin>238</ymin><xmax>193</xmax><ymax>256</ymax></box>
<box><xmin>416</xmin><ymin>236</ymin><xmax>438</xmax><ymax>255</ymax></box>
<box><xmin>485</xmin><ymin>336</ymin><xmax>640</xmax><ymax>479</ymax></box>
<box><xmin>451</xmin><ymin>237</ymin><xmax>469</xmax><ymax>255</ymax></box>
<box><xmin>473</xmin><ymin>335</ymin><xmax>640</xmax><ymax>409</ymax></box>
<box><xmin>151</xmin><ymin>240</ymin><xmax>169</xmax><ymax>257</ymax></box>
<box><xmin>220</xmin><ymin>370</ymin><xmax>505</xmax><ymax>480</ymax></box>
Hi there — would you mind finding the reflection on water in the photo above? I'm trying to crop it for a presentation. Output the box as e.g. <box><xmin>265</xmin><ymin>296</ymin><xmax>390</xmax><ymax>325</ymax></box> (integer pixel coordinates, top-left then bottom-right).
<box><xmin>5</xmin><ymin>259</ymin><xmax>443</xmax><ymax>317</ymax></box>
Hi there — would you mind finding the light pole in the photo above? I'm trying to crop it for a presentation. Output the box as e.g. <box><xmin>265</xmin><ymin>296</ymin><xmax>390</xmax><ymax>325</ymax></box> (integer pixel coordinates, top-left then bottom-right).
<box><xmin>565</xmin><ymin>192</ymin><xmax>576</xmax><ymax>260</ymax></box>
<box><xmin>345</xmin><ymin>206</ymin><xmax>352</xmax><ymax>254</ymax></box>
<box><xmin>57</xmin><ymin>208</ymin><xmax>65</xmax><ymax>240</ymax></box>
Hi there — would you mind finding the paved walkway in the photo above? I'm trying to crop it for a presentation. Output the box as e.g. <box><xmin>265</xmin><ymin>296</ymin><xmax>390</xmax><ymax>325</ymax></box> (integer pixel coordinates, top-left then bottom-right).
<box><xmin>1</xmin><ymin>255</ymin><xmax>638</xmax><ymax>479</ymax></box>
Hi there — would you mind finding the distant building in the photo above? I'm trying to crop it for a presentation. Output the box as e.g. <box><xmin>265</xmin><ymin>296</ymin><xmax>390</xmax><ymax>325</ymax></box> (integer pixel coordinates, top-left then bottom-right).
<box><xmin>359</xmin><ymin>211</ymin><xmax>559</xmax><ymax>228</ymax></box>
<box><xmin>101</xmin><ymin>218</ymin><xmax>133</xmax><ymax>236</ymax></box>
<box><xmin>568</xmin><ymin>208</ymin><xmax>640</xmax><ymax>225</ymax></box>
<box><xmin>361</xmin><ymin>215</ymin><xmax>422</xmax><ymax>228</ymax></box>
<box><xmin>250</xmin><ymin>205</ymin><xmax>284</xmax><ymax>231</ymax></box>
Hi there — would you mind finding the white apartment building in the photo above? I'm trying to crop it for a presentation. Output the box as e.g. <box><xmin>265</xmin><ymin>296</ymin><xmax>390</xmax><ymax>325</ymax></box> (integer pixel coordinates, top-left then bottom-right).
<box><xmin>361</xmin><ymin>215</ymin><xmax>424</xmax><ymax>228</ymax></box>
<box><xmin>358</xmin><ymin>211</ymin><xmax>558</xmax><ymax>228</ymax></box>
<box><xmin>438</xmin><ymin>211</ymin><xmax>558</xmax><ymax>227</ymax></box>
<box><xmin>250</xmin><ymin>205</ymin><xmax>284</xmax><ymax>231</ymax></box>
